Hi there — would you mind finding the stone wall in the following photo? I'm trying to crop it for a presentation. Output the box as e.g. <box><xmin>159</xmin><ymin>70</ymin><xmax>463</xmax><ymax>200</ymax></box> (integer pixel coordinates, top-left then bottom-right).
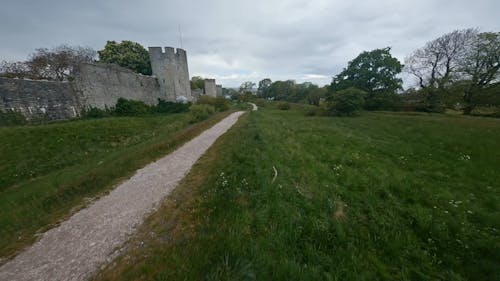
<box><xmin>216</xmin><ymin>84</ymin><xmax>223</xmax><ymax>97</ymax></box>
<box><xmin>204</xmin><ymin>79</ymin><xmax>217</xmax><ymax>97</ymax></box>
<box><xmin>0</xmin><ymin>45</ymin><xmax>194</xmax><ymax>121</ymax></box>
<box><xmin>75</xmin><ymin>63</ymin><xmax>162</xmax><ymax>109</ymax></box>
<box><xmin>0</xmin><ymin>77</ymin><xmax>81</xmax><ymax>120</ymax></box>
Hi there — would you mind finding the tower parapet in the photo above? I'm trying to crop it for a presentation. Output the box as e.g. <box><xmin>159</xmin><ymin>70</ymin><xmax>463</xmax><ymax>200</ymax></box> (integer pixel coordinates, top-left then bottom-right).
<box><xmin>148</xmin><ymin>47</ymin><xmax>192</xmax><ymax>101</ymax></box>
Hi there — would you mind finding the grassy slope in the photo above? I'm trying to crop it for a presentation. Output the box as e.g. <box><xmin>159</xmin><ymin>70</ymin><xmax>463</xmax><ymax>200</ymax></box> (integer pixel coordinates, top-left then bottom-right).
<box><xmin>0</xmin><ymin>112</ymin><xmax>232</xmax><ymax>259</ymax></box>
<box><xmin>96</xmin><ymin>106</ymin><xmax>500</xmax><ymax>281</ymax></box>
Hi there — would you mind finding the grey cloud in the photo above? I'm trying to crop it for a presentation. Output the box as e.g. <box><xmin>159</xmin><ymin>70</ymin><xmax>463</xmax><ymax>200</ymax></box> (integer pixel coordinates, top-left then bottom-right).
<box><xmin>1</xmin><ymin>0</ymin><xmax>499</xmax><ymax>87</ymax></box>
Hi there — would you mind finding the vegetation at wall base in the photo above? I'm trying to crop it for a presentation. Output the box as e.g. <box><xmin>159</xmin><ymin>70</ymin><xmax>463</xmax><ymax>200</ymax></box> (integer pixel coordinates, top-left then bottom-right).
<box><xmin>0</xmin><ymin>110</ymin><xmax>27</xmax><ymax>126</ymax></box>
<box><xmin>0</xmin><ymin>110</ymin><xmax>233</xmax><ymax>259</ymax></box>
<box><xmin>81</xmin><ymin>98</ymin><xmax>192</xmax><ymax>119</ymax></box>
<box><xmin>95</xmin><ymin>106</ymin><xmax>499</xmax><ymax>281</ymax></box>
<box><xmin>189</xmin><ymin>104</ymin><xmax>216</xmax><ymax>123</ymax></box>
<box><xmin>196</xmin><ymin>96</ymin><xmax>231</xmax><ymax>112</ymax></box>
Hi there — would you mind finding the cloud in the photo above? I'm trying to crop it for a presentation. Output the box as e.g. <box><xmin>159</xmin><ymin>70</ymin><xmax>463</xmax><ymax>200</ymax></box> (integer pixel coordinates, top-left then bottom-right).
<box><xmin>1</xmin><ymin>0</ymin><xmax>498</xmax><ymax>87</ymax></box>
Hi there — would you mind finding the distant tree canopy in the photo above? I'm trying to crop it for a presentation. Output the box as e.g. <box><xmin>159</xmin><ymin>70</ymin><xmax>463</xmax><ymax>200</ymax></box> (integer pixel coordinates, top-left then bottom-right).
<box><xmin>258</xmin><ymin>79</ymin><xmax>327</xmax><ymax>105</ymax></box>
<box><xmin>239</xmin><ymin>81</ymin><xmax>256</xmax><ymax>94</ymax></box>
<box><xmin>0</xmin><ymin>45</ymin><xmax>96</xmax><ymax>81</ymax></box>
<box><xmin>190</xmin><ymin>76</ymin><xmax>205</xmax><ymax>90</ymax></box>
<box><xmin>405</xmin><ymin>28</ymin><xmax>500</xmax><ymax>113</ymax></box>
<box><xmin>329</xmin><ymin>47</ymin><xmax>403</xmax><ymax>110</ymax></box>
<box><xmin>98</xmin><ymin>40</ymin><xmax>152</xmax><ymax>75</ymax></box>
<box><xmin>257</xmin><ymin>78</ymin><xmax>272</xmax><ymax>97</ymax></box>
<box><xmin>330</xmin><ymin>47</ymin><xmax>403</xmax><ymax>94</ymax></box>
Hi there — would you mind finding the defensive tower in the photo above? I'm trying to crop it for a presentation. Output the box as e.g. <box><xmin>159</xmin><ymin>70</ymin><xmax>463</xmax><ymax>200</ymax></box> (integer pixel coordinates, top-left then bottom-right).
<box><xmin>148</xmin><ymin>47</ymin><xmax>192</xmax><ymax>101</ymax></box>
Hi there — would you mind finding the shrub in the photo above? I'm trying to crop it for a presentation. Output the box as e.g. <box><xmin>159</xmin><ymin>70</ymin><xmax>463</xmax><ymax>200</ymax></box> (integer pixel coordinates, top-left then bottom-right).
<box><xmin>155</xmin><ymin>99</ymin><xmax>190</xmax><ymax>114</ymax></box>
<box><xmin>82</xmin><ymin>107</ymin><xmax>112</xmax><ymax>118</ymax></box>
<box><xmin>114</xmin><ymin>98</ymin><xmax>151</xmax><ymax>116</ymax></box>
<box><xmin>277</xmin><ymin>102</ymin><xmax>291</xmax><ymax>110</ymax></box>
<box><xmin>0</xmin><ymin>110</ymin><xmax>27</xmax><ymax>126</ymax></box>
<box><xmin>196</xmin><ymin>96</ymin><xmax>230</xmax><ymax>112</ymax></box>
<box><xmin>305</xmin><ymin>108</ymin><xmax>317</xmax><ymax>116</ymax></box>
<box><xmin>189</xmin><ymin>104</ymin><xmax>215</xmax><ymax>123</ymax></box>
<box><xmin>326</xmin><ymin>87</ymin><xmax>366</xmax><ymax>116</ymax></box>
<box><xmin>365</xmin><ymin>92</ymin><xmax>402</xmax><ymax>111</ymax></box>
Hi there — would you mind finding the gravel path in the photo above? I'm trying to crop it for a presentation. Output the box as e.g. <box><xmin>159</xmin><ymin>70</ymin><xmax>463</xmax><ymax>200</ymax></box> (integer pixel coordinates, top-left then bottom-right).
<box><xmin>249</xmin><ymin>102</ymin><xmax>258</xmax><ymax>111</ymax></box>
<box><xmin>0</xmin><ymin>111</ymin><xmax>245</xmax><ymax>281</ymax></box>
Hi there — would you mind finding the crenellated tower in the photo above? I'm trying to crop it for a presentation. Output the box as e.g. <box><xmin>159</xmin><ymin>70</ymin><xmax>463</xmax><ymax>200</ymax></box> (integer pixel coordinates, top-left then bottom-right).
<box><xmin>148</xmin><ymin>47</ymin><xmax>192</xmax><ymax>101</ymax></box>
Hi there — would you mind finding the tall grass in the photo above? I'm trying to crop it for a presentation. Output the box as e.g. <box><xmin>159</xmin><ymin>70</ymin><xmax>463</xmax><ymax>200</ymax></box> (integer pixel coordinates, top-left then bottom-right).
<box><xmin>0</xmin><ymin>111</ymin><xmax>232</xmax><ymax>259</ymax></box>
<box><xmin>96</xmin><ymin>108</ymin><xmax>500</xmax><ymax>281</ymax></box>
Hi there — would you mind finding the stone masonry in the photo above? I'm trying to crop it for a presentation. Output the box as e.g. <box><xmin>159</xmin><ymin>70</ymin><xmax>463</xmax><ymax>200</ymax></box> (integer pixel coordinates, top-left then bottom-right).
<box><xmin>204</xmin><ymin>79</ymin><xmax>217</xmax><ymax>97</ymax></box>
<box><xmin>0</xmin><ymin>46</ymin><xmax>194</xmax><ymax>120</ymax></box>
<box><xmin>148</xmin><ymin>47</ymin><xmax>191</xmax><ymax>101</ymax></box>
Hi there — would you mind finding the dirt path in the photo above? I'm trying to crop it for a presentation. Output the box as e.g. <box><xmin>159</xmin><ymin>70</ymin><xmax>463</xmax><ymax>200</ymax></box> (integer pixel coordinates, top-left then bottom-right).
<box><xmin>249</xmin><ymin>102</ymin><xmax>258</xmax><ymax>111</ymax></box>
<box><xmin>0</xmin><ymin>111</ymin><xmax>245</xmax><ymax>281</ymax></box>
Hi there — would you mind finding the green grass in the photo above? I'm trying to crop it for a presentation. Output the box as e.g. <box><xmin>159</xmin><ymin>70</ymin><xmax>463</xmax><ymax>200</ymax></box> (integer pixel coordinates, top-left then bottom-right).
<box><xmin>96</xmin><ymin>106</ymin><xmax>500</xmax><ymax>281</ymax></box>
<box><xmin>0</xmin><ymin>111</ymin><xmax>232</xmax><ymax>259</ymax></box>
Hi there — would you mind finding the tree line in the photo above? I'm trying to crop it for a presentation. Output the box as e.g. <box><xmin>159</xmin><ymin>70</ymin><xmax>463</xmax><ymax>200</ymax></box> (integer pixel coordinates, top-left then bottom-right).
<box><xmin>0</xmin><ymin>40</ymin><xmax>151</xmax><ymax>81</ymax></box>
<box><xmin>251</xmin><ymin>28</ymin><xmax>499</xmax><ymax>115</ymax></box>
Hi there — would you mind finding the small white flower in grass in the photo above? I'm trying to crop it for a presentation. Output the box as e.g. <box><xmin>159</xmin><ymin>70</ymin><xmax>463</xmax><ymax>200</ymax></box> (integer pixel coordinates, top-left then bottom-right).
<box><xmin>444</xmin><ymin>210</ymin><xmax>449</xmax><ymax>214</ymax></box>
<box><xmin>458</xmin><ymin>154</ymin><xmax>471</xmax><ymax>161</ymax></box>
<box><xmin>467</xmin><ymin>210</ymin><xmax>473</xmax><ymax>214</ymax></box>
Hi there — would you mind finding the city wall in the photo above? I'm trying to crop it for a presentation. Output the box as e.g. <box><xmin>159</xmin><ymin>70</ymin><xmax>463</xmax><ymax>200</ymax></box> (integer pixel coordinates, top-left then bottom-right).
<box><xmin>0</xmin><ymin>46</ymin><xmax>223</xmax><ymax>121</ymax></box>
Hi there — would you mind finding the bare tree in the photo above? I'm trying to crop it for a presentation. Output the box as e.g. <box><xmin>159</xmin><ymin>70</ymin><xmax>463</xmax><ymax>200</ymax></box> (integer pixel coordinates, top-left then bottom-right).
<box><xmin>405</xmin><ymin>28</ymin><xmax>477</xmax><ymax>111</ymax></box>
<box><xmin>0</xmin><ymin>61</ymin><xmax>31</xmax><ymax>79</ymax></box>
<box><xmin>459</xmin><ymin>32</ymin><xmax>500</xmax><ymax>114</ymax></box>
<box><xmin>1</xmin><ymin>45</ymin><xmax>96</xmax><ymax>81</ymax></box>
<box><xmin>239</xmin><ymin>81</ymin><xmax>256</xmax><ymax>94</ymax></box>
<box><xmin>27</xmin><ymin>45</ymin><xmax>96</xmax><ymax>81</ymax></box>
<box><xmin>405</xmin><ymin>28</ymin><xmax>477</xmax><ymax>90</ymax></box>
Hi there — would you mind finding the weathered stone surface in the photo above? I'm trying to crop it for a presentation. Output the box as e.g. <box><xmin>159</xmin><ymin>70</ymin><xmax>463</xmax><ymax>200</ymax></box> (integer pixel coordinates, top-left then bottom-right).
<box><xmin>148</xmin><ymin>47</ymin><xmax>191</xmax><ymax>101</ymax></box>
<box><xmin>216</xmin><ymin>84</ymin><xmax>223</xmax><ymax>97</ymax></box>
<box><xmin>74</xmin><ymin>63</ymin><xmax>161</xmax><ymax>109</ymax></box>
<box><xmin>204</xmin><ymin>79</ymin><xmax>217</xmax><ymax>97</ymax></box>
<box><xmin>0</xmin><ymin>46</ymin><xmax>200</xmax><ymax>121</ymax></box>
<box><xmin>0</xmin><ymin>78</ymin><xmax>81</xmax><ymax>120</ymax></box>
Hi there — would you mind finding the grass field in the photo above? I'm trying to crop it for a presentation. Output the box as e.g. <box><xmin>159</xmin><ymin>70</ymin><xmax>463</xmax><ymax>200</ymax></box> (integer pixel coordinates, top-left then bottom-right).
<box><xmin>0</xmin><ymin>111</ymin><xmax>232</xmax><ymax>259</ymax></box>
<box><xmin>96</xmin><ymin>105</ymin><xmax>499</xmax><ymax>281</ymax></box>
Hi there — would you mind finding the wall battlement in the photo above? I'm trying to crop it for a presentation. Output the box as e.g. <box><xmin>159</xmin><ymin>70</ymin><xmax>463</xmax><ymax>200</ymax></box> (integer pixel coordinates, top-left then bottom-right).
<box><xmin>0</xmin><ymin>45</ymin><xmax>201</xmax><ymax>121</ymax></box>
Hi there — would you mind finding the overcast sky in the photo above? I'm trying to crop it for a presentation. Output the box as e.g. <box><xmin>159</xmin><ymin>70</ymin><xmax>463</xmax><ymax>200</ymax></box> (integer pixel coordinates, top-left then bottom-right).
<box><xmin>1</xmin><ymin>0</ymin><xmax>498</xmax><ymax>87</ymax></box>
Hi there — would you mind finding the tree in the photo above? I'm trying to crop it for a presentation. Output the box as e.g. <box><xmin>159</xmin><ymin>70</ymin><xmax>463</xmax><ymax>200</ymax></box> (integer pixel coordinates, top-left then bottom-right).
<box><xmin>330</xmin><ymin>47</ymin><xmax>403</xmax><ymax>110</ymax></box>
<box><xmin>267</xmin><ymin>80</ymin><xmax>296</xmax><ymax>101</ymax></box>
<box><xmin>326</xmin><ymin>87</ymin><xmax>366</xmax><ymax>116</ymax></box>
<box><xmin>190</xmin><ymin>76</ymin><xmax>205</xmax><ymax>90</ymax></box>
<box><xmin>257</xmin><ymin>78</ymin><xmax>272</xmax><ymax>97</ymax></box>
<box><xmin>331</xmin><ymin>47</ymin><xmax>403</xmax><ymax>94</ymax></box>
<box><xmin>0</xmin><ymin>61</ymin><xmax>30</xmax><ymax>79</ymax></box>
<box><xmin>405</xmin><ymin>29</ymin><xmax>477</xmax><ymax>111</ymax></box>
<box><xmin>459</xmin><ymin>32</ymin><xmax>500</xmax><ymax>114</ymax></box>
<box><xmin>1</xmin><ymin>45</ymin><xmax>96</xmax><ymax>81</ymax></box>
<box><xmin>98</xmin><ymin>40</ymin><xmax>152</xmax><ymax>75</ymax></box>
<box><xmin>239</xmin><ymin>81</ymin><xmax>256</xmax><ymax>94</ymax></box>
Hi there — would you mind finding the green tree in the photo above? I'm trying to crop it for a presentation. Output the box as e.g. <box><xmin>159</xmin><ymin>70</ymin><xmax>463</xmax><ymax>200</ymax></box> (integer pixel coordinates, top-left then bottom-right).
<box><xmin>267</xmin><ymin>80</ymin><xmax>296</xmax><ymax>101</ymax></box>
<box><xmin>326</xmin><ymin>87</ymin><xmax>366</xmax><ymax>116</ymax></box>
<box><xmin>190</xmin><ymin>76</ymin><xmax>205</xmax><ymax>90</ymax></box>
<box><xmin>331</xmin><ymin>47</ymin><xmax>402</xmax><ymax>93</ymax></box>
<box><xmin>258</xmin><ymin>78</ymin><xmax>272</xmax><ymax>97</ymax></box>
<box><xmin>98</xmin><ymin>40</ymin><xmax>152</xmax><ymax>75</ymax></box>
<box><xmin>239</xmin><ymin>81</ymin><xmax>256</xmax><ymax>94</ymax></box>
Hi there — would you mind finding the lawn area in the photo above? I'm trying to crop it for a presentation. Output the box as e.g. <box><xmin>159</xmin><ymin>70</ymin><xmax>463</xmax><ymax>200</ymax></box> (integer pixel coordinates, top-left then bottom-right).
<box><xmin>96</xmin><ymin>105</ymin><xmax>500</xmax><ymax>281</ymax></box>
<box><xmin>0</xmin><ymin>111</ymin><xmax>232</xmax><ymax>259</ymax></box>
